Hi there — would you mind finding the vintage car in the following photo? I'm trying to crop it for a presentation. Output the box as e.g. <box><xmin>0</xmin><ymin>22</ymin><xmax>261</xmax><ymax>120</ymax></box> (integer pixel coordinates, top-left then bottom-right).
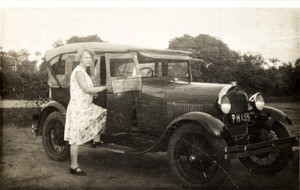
<box><xmin>33</xmin><ymin>42</ymin><xmax>298</xmax><ymax>187</ymax></box>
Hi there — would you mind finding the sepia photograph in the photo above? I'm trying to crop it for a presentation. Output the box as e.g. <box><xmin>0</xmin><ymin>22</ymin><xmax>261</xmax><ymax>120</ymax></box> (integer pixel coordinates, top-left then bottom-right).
<box><xmin>1</xmin><ymin>1</ymin><xmax>299</xmax><ymax>189</ymax></box>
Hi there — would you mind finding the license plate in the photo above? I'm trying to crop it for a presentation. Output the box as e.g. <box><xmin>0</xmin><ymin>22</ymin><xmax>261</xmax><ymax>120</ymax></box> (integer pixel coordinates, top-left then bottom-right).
<box><xmin>231</xmin><ymin>112</ymin><xmax>250</xmax><ymax>124</ymax></box>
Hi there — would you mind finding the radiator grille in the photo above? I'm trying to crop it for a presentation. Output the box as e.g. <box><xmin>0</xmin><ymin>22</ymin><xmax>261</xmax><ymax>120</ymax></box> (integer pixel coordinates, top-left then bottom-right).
<box><xmin>227</xmin><ymin>93</ymin><xmax>248</xmax><ymax>113</ymax></box>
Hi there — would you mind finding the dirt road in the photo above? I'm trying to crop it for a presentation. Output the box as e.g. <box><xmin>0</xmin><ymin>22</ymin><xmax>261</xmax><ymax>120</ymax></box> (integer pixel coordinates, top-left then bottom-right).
<box><xmin>1</xmin><ymin>102</ymin><xmax>299</xmax><ymax>189</ymax></box>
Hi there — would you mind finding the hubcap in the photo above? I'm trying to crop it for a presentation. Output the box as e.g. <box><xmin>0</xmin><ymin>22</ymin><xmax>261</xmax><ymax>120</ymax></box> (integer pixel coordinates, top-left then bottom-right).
<box><xmin>174</xmin><ymin>134</ymin><xmax>218</xmax><ymax>184</ymax></box>
<box><xmin>189</xmin><ymin>155</ymin><xmax>196</xmax><ymax>162</ymax></box>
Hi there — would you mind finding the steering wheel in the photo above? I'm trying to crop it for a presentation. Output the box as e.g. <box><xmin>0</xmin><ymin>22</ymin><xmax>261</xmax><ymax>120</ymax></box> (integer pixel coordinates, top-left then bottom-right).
<box><xmin>140</xmin><ymin>67</ymin><xmax>154</xmax><ymax>77</ymax></box>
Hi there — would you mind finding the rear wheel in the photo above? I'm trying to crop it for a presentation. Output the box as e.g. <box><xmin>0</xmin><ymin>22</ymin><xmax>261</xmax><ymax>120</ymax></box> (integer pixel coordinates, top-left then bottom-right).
<box><xmin>42</xmin><ymin>111</ymin><xmax>70</xmax><ymax>162</ymax></box>
<box><xmin>167</xmin><ymin>123</ymin><xmax>230</xmax><ymax>187</ymax></box>
<box><xmin>239</xmin><ymin>123</ymin><xmax>292</xmax><ymax>174</ymax></box>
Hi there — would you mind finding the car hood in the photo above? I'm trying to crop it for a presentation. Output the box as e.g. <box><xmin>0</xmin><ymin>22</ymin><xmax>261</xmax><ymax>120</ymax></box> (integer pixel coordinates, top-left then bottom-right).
<box><xmin>165</xmin><ymin>81</ymin><xmax>227</xmax><ymax>103</ymax></box>
<box><xmin>141</xmin><ymin>78</ymin><xmax>227</xmax><ymax>103</ymax></box>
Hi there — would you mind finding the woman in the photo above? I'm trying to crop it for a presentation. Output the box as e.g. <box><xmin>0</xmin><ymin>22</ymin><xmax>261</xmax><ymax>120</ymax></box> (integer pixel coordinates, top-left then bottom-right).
<box><xmin>64</xmin><ymin>49</ymin><xmax>107</xmax><ymax>176</ymax></box>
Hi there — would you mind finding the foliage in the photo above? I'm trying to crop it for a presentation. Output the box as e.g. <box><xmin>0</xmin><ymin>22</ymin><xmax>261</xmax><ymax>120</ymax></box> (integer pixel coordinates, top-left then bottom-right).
<box><xmin>169</xmin><ymin>34</ymin><xmax>239</xmax><ymax>83</ymax></box>
<box><xmin>170</xmin><ymin>34</ymin><xmax>238</xmax><ymax>65</ymax></box>
<box><xmin>169</xmin><ymin>34</ymin><xmax>300</xmax><ymax>100</ymax></box>
<box><xmin>66</xmin><ymin>34</ymin><xmax>104</xmax><ymax>44</ymax></box>
<box><xmin>278</xmin><ymin>59</ymin><xmax>300</xmax><ymax>97</ymax></box>
<box><xmin>1</xmin><ymin>49</ymin><xmax>48</xmax><ymax>100</ymax></box>
<box><xmin>52</xmin><ymin>35</ymin><xmax>104</xmax><ymax>48</ymax></box>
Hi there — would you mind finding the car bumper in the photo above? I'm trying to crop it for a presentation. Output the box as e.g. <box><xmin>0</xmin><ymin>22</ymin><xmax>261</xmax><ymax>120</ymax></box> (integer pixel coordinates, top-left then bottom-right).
<box><xmin>224</xmin><ymin>136</ymin><xmax>299</xmax><ymax>159</ymax></box>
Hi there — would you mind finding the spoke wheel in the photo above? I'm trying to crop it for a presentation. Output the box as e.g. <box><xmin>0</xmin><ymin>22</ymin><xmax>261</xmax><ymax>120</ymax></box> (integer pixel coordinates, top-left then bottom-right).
<box><xmin>249</xmin><ymin>131</ymin><xmax>280</xmax><ymax>166</ymax></box>
<box><xmin>168</xmin><ymin>123</ymin><xmax>230</xmax><ymax>187</ymax></box>
<box><xmin>42</xmin><ymin>112</ymin><xmax>70</xmax><ymax>162</ymax></box>
<box><xmin>174</xmin><ymin>134</ymin><xmax>218</xmax><ymax>184</ymax></box>
<box><xmin>240</xmin><ymin>123</ymin><xmax>292</xmax><ymax>175</ymax></box>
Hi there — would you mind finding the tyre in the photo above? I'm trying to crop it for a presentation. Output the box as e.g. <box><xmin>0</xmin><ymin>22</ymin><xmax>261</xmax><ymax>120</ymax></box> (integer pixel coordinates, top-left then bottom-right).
<box><xmin>239</xmin><ymin>123</ymin><xmax>292</xmax><ymax>175</ymax></box>
<box><xmin>167</xmin><ymin>123</ymin><xmax>230</xmax><ymax>187</ymax></box>
<box><xmin>42</xmin><ymin>111</ymin><xmax>70</xmax><ymax>162</ymax></box>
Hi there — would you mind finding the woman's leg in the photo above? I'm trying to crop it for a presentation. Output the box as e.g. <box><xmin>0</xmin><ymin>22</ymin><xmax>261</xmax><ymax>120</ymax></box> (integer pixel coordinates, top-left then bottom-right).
<box><xmin>93</xmin><ymin>115</ymin><xmax>106</xmax><ymax>143</ymax></box>
<box><xmin>99</xmin><ymin>114</ymin><xmax>107</xmax><ymax>142</ymax></box>
<box><xmin>93</xmin><ymin>133</ymin><xmax>100</xmax><ymax>142</ymax></box>
<box><xmin>70</xmin><ymin>143</ymin><xmax>79</xmax><ymax>169</ymax></box>
<box><xmin>69</xmin><ymin>143</ymin><xmax>86</xmax><ymax>175</ymax></box>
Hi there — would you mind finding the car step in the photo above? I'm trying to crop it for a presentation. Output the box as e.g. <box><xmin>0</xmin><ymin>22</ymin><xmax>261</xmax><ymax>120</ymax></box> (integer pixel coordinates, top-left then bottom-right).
<box><xmin>92</xmin><ymin>143</ymin><xmax>139</xmax><ymax>154</ymax></box>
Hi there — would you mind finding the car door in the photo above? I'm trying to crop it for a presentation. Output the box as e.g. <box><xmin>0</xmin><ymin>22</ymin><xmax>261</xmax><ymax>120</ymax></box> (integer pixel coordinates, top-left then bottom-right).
<box><xmin>139</xmin><ymin>61</ymin><xmax>167</xmax><ymax>134</ymax></box>
<box><xmin>104</xmin><ymin>52</ymin><xmax>142</xmax><ymax>135</ymax></box>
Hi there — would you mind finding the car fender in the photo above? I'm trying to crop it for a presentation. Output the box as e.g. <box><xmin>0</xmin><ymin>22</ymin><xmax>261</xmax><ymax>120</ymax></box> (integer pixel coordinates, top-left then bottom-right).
<box><xmin>167</xmin><ymin>111</ymin><xmax>227</xmax><ymax>137</ymax></box>
<box><xmin>261</xmin><ymin>106</ymin><xmax>293</xmax><ymax>127</ymax></box>
<box><xmin>41</xmin><ymin>101</ymin><xmax>67</xmax><ymax>114</ymax></box>
<box><xmin>36</xmin><ymin>101</ymin><xmax>66</xmax><ymax>135</ymax></box>
<box><xmin>135</xmin><ymin>112</ymin><xmax>226</xmax><ymax>154</ymax></box>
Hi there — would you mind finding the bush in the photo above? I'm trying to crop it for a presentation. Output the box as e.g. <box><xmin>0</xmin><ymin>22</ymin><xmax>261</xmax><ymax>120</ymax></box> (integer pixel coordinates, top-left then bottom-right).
<box><xmin>1</xmin><ymin>65</ymin><xmax>48</xmax><ymax>100</ymax></box>
<box><xmin>1</xmin><ymin>49</ymin><xmax>49</xmax><ymax>100</ymax></box>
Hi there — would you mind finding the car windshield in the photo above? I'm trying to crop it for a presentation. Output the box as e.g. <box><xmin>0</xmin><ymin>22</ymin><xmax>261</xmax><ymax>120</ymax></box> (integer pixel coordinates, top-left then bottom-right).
<box><xmin>139</xmin><ymin>61</ymin><xmax>189</xmax><ymax>79</ymax></box>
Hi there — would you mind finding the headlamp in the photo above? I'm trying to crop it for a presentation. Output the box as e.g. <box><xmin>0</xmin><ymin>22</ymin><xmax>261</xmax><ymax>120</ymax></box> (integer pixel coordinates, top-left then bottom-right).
<box><xmin>219</xmin><ymin>95</ymin><xmax>231</xmax><ymax>114</ymax></box>
<box><xmin>249</xmin><ymin>92</ymin><xmax>265</xmax><ymax>110</ymax></box>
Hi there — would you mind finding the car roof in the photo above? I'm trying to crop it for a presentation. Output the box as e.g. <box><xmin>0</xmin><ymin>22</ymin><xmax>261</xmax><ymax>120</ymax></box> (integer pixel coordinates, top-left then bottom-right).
<box><xmin>44</xmin><ymin>42</ymin><xmax>194</xmax><ymax>62</ymax></box>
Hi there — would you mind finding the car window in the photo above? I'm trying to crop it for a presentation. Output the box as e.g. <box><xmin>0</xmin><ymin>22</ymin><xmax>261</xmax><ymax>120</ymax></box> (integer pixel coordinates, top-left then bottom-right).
<box><xmin>110</xmin><ymin>58</ymin><xmax>136</xmax><ymax>77</ymax></box>
<box><xmin>139</xmin><ymin>61</ymin><xmax>188</xmax><ymax>79</ymax></box>
<box><xmin>48</xmin><ymin>56</ymin><xmax>69</xmax><ymax>88</ymax></box>
<box><xmin>92</xmin><ymin>55</ymin><xmax>101</xmax><ymax>86</ymax></box>
<box><xmin>61</xmin><ymin>53</ymin><xmax>76</xmax><ymax>74</ymax></box>
<box><xmin>167</xmin><ymin>62</ymin><xmax>188</xmax><ymax>78</ymax></box>
<box><xmin>50</xmin><ymin>56</ymin><xmax>64</xmax><ymax>75</ymax></box>
<box><xmin>140</xmin><ymin>63</ymin><xmax>155</xmax><ymax>77</ymax></box>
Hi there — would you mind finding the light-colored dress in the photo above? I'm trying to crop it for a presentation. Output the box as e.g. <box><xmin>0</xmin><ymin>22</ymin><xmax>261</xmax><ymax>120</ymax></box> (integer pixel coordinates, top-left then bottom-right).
<box><xmin>64</xmin><ymin>65</ymin><xmax>106</xmax><ymax>145</ymax></box>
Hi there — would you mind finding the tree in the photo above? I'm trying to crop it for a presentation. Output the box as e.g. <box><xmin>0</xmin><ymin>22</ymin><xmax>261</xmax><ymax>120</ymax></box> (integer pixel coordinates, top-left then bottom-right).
<box><xmin>277</xmin><ymin>59</ymin><xmax>300</xmax><ymax>99</ymax></box>
<box><xmin>1</xmin><ymin>49</ymin><xmax>48</xmax><ymax>100</ymax></box>
<box><xmin>52</xmin><ymin>35</ymin><xmax>105</xmax><ymax>48</ymax></box>
<box><xmin>169</xmin><ymin>34</ymin><xmax>238</xmax><ymax>65</ymax></box>
<box><xmin>169</xmin><ymin>34</ymin><xmax>239</xmax><ymax>83</ymax></box>
<box><xmin>66</xmin><ymin>34</ymin><xmax>104</xmax><ymax>44</ymax></box>
<box><xmin>269</xmin><ymin>58</ymin><xmax>280</xmax><ymax>68</ymax></box>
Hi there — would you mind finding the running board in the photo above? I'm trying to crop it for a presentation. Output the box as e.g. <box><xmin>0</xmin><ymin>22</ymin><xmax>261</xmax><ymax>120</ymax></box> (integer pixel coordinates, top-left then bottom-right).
<box><xmin>92</xmin><ymin>143</ymin><xmax>143</xmax><ymax>154</ymax></box>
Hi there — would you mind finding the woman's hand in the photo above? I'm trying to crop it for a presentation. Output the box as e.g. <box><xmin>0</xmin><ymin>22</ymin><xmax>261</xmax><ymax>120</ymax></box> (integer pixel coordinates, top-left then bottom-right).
<box><xmin>94</xmin><ymin>86</ymin><xmax>107</xmax><ymax>93</ymax></box>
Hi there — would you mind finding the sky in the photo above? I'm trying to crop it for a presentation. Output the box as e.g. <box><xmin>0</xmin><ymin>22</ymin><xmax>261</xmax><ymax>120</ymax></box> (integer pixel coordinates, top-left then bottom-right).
<box><xmin>1</xmin><ymin>2</ymin><xmax>300</xmax><ymax>64</ymax></box>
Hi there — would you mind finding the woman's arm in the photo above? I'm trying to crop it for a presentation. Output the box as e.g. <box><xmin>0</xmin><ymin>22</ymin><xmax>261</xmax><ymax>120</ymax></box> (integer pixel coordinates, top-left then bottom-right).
<box><xmin>75</xmin><ymin>71</ymin><xmax>106</xmax><ymax>94</ymax></box>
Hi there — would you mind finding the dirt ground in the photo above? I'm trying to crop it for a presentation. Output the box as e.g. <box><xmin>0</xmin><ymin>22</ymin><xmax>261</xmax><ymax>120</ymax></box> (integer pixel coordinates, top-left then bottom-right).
<box><xmin>1</xmin><ymin>102</ymin><xmax>299</xmax><ymax>189</ymax></box>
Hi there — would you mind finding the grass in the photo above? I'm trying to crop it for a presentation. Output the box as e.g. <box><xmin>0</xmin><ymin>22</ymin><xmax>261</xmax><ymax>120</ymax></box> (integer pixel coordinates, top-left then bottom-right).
<box><xmin>1</xmin><ymin>107</ymin><xmax>41</xmax><ymax>127</ymax></box>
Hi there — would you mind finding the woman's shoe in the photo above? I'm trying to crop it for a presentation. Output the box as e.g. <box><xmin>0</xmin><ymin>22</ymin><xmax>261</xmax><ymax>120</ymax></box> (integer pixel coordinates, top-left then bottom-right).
<box><xmin>70</xmin><ymin>167</ymin><xmax>86</xmax><ymax>176</ymax></box>
<box><xmin>91</xmin><ymin>140</ymin><xmax>104</xmax><ymax>148</ymax></box>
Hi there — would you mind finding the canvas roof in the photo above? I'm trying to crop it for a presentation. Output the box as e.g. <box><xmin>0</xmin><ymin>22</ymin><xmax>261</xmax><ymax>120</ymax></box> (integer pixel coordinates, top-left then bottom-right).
<box><xmin>44</xmin><ymin>42</ymin><xmax>194</xmax><ymax>62</ymax></box>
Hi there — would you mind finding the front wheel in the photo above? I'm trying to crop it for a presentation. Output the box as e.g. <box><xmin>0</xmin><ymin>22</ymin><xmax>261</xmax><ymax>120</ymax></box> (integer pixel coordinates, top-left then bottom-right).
<box><xmin>42</xmin><ymin>111</ymin><xmax>70</xmax><ymax>162</ymax></box>
<box><xmin>239</xmin><ymin>123</ymin><xmax>292</xmax><ymax>175</ymax></box>
<box><xmin>167</xmin><ymin>123</ymin><xmax>230</xmax><ymax>187</ymax></box>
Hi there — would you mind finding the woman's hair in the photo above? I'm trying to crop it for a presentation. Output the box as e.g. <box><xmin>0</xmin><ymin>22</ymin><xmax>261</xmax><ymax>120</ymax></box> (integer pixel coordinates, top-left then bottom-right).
<box><xmin>75</xmin><ymin>48</ymin><xmax>95</xmax><ymax>62</ymax></box>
